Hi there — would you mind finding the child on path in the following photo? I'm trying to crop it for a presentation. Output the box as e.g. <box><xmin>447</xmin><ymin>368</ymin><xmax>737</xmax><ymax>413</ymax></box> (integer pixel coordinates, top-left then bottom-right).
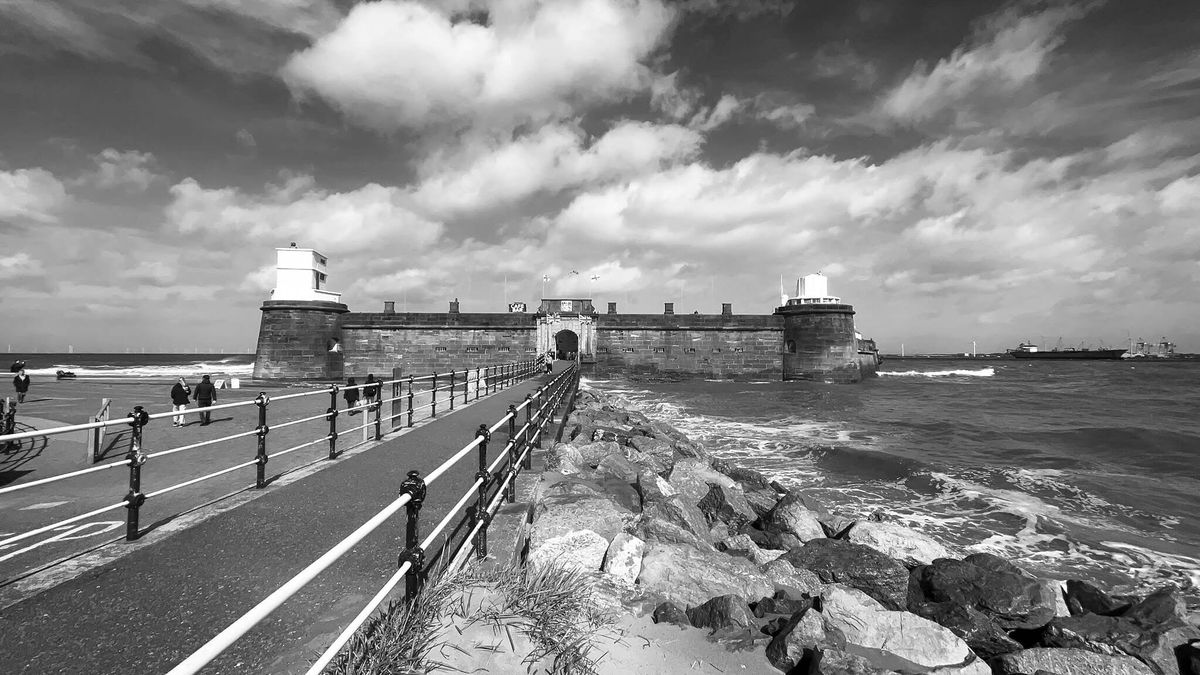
<box><xmin>170</xmin><ymin>377</ymin><xmax>191</xmax><ymax>426</ymax></box>
<box><xmin>12</xmin><ymin>369</ymin><xmax>30</xmax><ymax>404</ymax></box>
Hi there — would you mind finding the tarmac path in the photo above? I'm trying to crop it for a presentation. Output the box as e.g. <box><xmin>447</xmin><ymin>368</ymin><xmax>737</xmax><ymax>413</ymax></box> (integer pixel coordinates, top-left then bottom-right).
<box><xmin>0</xmin><ymin>365</ymin><xmax>564</xmax><ymax>674</ymax></box>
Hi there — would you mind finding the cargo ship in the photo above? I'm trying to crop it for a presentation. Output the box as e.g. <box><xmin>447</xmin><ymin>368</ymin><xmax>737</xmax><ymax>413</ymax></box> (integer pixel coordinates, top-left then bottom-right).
<box><xmin>1008</xmin><ymin>342</ymin><xmax>1126</xmax><ymax>360</ymax></box>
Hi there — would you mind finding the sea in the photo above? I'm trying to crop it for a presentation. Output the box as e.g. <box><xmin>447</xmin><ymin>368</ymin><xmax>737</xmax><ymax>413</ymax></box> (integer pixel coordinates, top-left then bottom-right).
<box><xmin>583</xmin><ymin>358</ymin><xmax>1200</xmax><ymax>608</ymax></box>
<box><xmin>9</xmin><ymin>353</ymin><xmax>1198</xmax><ymax>606</ymax></box>
<box><xmin>11</xmin><ymin>352</ymin><xmax>256</xmax><ymax>381</ymax></box>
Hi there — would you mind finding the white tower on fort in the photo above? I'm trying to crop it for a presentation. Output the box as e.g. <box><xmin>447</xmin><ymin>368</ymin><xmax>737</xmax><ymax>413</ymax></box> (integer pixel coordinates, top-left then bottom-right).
<box><xmin>271</xmin><ymin>243</ymin><xmax>341</xmax><ymax>303</ymax></box>
<box><xmin>784</xmin><ymin>272</ymin><xmax>841</xmax><ymax>305</ymax></box>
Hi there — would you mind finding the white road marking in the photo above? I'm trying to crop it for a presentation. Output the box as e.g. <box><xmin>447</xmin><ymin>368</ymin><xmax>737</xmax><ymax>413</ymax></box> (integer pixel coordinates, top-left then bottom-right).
<box><xmin>0</xmin><ymin>521</ymin><xmax>123</xmax><ymax>562</ymax></box>
<box><xmin>19</xmin><ymin>501</ymin><xmax>70</xmax><ymax>511</ymax></box>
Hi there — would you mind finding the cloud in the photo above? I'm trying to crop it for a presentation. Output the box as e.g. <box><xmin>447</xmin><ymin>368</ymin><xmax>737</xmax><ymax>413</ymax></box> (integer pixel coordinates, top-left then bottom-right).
<box><xmin>281</xmin><ymin>0</ymin><xmax>676</xmax><ymax>132</ymax></box>
<box><xmin>0</xmin><ymin>166</ymin><xmax>69</xmax><ymax>223</ymax></box>
<box><xmin>75</xmin><ymin>148</ymin><xmax>159</xmax><ymax>192</ymax></box>
<box><xmin>0</xmin><ymin>252</ymin><xmax>46</xmax><ymax>281</ymax></box>
<box><xmin>412</xmin><ymin>120</ymin><xmax>703</xmax><ymax>216</ymax></box>
<box><xmin>812</xmin><ymin>41</ymin><xmax>878</xmax><ymax>89</ymax></box>
<box><xmin>880</xmin><ymin>3</ymin><xmax>1088</xmax><ymax>124</ymax></box>
<box><xmin>0</xmin><ymin>0</ymin><xmax>343</xmax><ymax>75</ymax></box>
<box><xmin>120</xmin><ymin>259</ymin><xmax>178</xmax><ymax>285</ymax></box>
<box><xmin>165</xmin><ymin>174</ymin><xmax>444</xmax><ymax>256</ymax></box>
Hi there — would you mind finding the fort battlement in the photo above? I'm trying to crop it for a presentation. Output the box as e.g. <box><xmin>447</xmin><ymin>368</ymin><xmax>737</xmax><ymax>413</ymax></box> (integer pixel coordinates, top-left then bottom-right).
<box><xmin>252</xmin><ymin>249</ymin><xmax>880</xmax><ymax>382</ymax></box>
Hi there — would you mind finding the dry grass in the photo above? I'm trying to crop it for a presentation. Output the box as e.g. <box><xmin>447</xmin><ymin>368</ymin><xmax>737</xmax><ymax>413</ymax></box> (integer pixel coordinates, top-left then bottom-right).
<box><xmin>320</xmin><ymin>562</ymin><xmax>615</xmax><ymax>675</ymax></box>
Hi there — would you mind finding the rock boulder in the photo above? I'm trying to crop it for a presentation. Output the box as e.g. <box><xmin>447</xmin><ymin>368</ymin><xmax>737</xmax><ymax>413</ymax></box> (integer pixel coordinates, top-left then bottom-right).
<box><xmin>781</xmin><ymin>538</ymin><xmax>910</xmax><ymax>610</ymax></box>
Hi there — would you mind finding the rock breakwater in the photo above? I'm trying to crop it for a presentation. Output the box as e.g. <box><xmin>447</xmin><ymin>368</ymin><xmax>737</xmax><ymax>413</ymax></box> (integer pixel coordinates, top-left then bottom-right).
<box><xmin>525</xmin><ymin>387</ymin><xmax>1200</xmax><ymax>674</ymax></box>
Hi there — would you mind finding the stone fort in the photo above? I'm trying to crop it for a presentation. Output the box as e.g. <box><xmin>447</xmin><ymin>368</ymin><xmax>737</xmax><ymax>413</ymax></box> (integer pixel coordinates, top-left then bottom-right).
<box><xmin>253</xmin><ymin>247</ymin><xmax>880</xmax><ymax>383</ymax></box>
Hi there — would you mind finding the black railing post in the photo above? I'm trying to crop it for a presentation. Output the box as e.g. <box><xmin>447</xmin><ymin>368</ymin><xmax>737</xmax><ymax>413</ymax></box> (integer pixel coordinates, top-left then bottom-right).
<box><xmin>255</xmin><ymin>392</ymin><xmax>270</xmax><ymax>488</ymax></box>
<box><xmin>327</xmin><ymin>385</ymin><xmax>340</xmax><ymax>459</ymax></box>
<box><xmin>449</xmin><ymin>370</ymin><xmax>456</xmax><ymax>411</ymax></box>
<box><xmin>474</xmin><ymin>424</ymin><xmax>491</xmax><ymax>559</ymax></box>
<box><xmin>124</xmin><ymin>406</ymin><xmax>149</xmax><ymax>541</ymax></box>
<box><xmin>431</xmin><ymin>372</ymin><xmax>438</xmax><ymax>417</ymax></box>
<box><xmin>506</xmin><ymin>403</ymin><xmax>516</xmax><ymax>441</ymax></box>
<box><xmin>398</xmin><ymin>470</ymin><xmax>427</xmax><ymax>601</ymax></box>
<box><xmin>464</xmin><ymin>370</ymin><xmax>470</xmax><ymax>406</ymax></box>
<box><xmin>407</xmin><ymin>376</ymin><xmax>415</xmax><ymax>427</ymax></box>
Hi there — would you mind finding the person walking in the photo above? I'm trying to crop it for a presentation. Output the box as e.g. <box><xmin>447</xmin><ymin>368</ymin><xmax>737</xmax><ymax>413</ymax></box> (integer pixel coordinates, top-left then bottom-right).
<box><xmin>363</xmin><ymin>374</ymin><xmax>379</xmax><ymax>406</ymax></box>
<box><xmin>170</xmin><ymin>377</ymin><xmax>191</xmax><ymax>426</ymax></box>
<box><xmin>193</xmin><ymin>374</ymin><xmax>217</xmax><ymax>425</ymax></box>
<box><xmin>344</xmin><ymin>377</ymin><xmax>360</xmax><ymax>415</ymax></box>
<box><xmin>12</xmin><ymin>369</ymin><xmax>30</xmax><ymax>404</ymax></box>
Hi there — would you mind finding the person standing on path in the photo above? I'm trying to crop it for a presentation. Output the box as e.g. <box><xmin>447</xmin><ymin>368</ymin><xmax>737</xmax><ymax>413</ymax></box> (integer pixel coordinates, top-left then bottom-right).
<box><xmin>193</xmin><ymin>374</ymin><xmax>217</xmax><ymax>425</ymax></box>
<box><xmin>12</xmin><ymin>369</ymin><xmax>30</xmax><ymax>404</ymax></box>
<box><xmin>170</xmin><ymin>377</ymin><xmax>191</xmax><ymax>426</ymax></box>
<box><xmin>363</xmin><ymin>374</ymin><xmax>379</xmax><ymax>407</ymax></box>
<box><xmin>344</xmin><ymin>377</ymin><xmax>360</xmax><ymax>415</ymax></box>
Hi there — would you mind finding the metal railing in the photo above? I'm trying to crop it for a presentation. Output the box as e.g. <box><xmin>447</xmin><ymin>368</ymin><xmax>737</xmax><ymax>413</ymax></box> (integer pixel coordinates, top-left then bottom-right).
<box><xmin>0</xmin><ymin>359</ymin><xmax>543</xmax><ymax>551</ymax></box>
<box><xmin>167</xmin><ymin>365</ymin><xmax>579</xmax><ymax>675</ymax></box>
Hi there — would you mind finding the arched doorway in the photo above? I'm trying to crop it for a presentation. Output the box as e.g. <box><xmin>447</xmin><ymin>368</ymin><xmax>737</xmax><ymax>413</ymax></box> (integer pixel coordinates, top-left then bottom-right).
<box><xmin>554</xmin><ymin>330</ymin><xmax>579</xmax><ymax>360</ymax></box>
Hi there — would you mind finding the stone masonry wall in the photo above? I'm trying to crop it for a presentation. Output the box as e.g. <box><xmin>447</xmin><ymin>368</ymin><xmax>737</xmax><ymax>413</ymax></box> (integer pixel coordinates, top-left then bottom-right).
<box><xmin>340</xmin><ymin>312</ymin><xmax>537</xmax><ymax>378</ymax></box>
<box><xmin>253</xmin><ymin>300</ymin><xmax>348</xmax><ymax>380</ymax></box>
<box><xmin>590</xmin><ymin>313</ymin><xmax>783</xmax><ymax>379</ymax></box>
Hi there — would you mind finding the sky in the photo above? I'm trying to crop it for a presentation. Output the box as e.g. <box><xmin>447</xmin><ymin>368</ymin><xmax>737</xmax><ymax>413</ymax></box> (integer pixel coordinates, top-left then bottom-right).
<box><xmin>1</xmin><ymin>0</ymin><xmax>1198</xmax><ymax>354</ymax></box>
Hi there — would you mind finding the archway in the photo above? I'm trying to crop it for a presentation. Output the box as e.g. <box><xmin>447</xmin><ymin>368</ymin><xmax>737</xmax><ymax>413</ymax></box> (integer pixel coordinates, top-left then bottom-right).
<box><xmin>554</xmin><ymin>330</ymin><xmax>579</xmax><ymax>360</ymax></box>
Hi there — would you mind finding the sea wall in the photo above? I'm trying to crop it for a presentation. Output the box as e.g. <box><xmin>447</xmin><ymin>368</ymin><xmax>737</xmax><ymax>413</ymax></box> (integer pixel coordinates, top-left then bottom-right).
<box><xmin>591</xmin><ymin>313</ymin><xmax>782</xmax><ymax>379</ymax></box>
<box><xmin>515</xmin><ymin>388</ymin><xmax>1200</xmax><ymax>674</ymax></box>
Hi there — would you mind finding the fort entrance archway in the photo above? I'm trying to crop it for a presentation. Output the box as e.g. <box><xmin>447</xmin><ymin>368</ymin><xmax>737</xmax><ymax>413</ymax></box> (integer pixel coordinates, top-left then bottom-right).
<box><xmin>554</xmin><ymin>330</ymin><xmax>578</xmax><ymax>360</ymax></box>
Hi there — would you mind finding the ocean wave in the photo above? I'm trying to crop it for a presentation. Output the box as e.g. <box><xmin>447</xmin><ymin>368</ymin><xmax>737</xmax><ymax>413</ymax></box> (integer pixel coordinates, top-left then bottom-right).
<box><xmin>23</xmin><ymin>362</ymin><xmax>254</xmax><ymax>378</ymax></box>
<box><xmin>878</xmin><ymin>367</ymin><xmax>995</xmax><ymax>378</ymax></box>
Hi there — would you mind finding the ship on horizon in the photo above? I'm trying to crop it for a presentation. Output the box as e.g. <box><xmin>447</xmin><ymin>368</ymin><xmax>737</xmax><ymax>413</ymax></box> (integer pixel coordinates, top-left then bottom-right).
<box><xmin>1008</xmin><ymin>342</ymin><xmax>1126</xmax><ymax>360</ymax></box>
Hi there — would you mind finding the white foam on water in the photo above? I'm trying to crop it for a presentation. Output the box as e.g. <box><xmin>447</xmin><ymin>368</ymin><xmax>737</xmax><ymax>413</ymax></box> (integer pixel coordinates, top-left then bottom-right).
<box><xmin>877</xmin><ymin>367</ymin><xmax>995</xmax><ymax>378</ymax></box>
<box><xmin>24</xmin><ymin>361</ymin><xmax>254</xmax><ymax>378</ymax></box>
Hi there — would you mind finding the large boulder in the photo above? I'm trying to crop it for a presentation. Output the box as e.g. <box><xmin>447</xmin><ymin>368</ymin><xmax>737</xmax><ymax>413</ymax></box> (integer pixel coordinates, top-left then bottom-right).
<box><xmin>697</xmin><ymin>483</ymin><xmax>758</xmax><ymax>530</ymax></box>
<box><xmin>843</xmin><ymin>521</ymin><xmax>951</xmax><ymax>567</ymax></box>
<box><xmin>637</xmin><ymin>541</ymin><xmax>774</xmax><ymax>608</ymax></box>
<box><xmin>685</xmin><ymin>594</ymin><xmax>756</xmax><ymax>633</ymax></box>
<box><xmin>572</xmin><ymin>440</ymin><xmax>623</xmax><ymax>467</ymax></box>
<box><xmin>592</xmin><ymin>453</ymin><xmax>640</xmax><ymax>484</ymax></box>
<box><xmin>668</xmin><ymin>458</ymin><xmax>737</xmax><ymax>505</ymax></box>
<box><xmin>908</xmin><ymin>552</ymin><xmax>1058</xmax><ymax>630</ymax></box>
<box><xmin>765</xmin><ymin>608</ymin><xmax>835</xmax><ymax>673</ymax></box>
<box><xmin>602</xmin><ymin>532</ymin><xmax>645</xmax><ymax>585</ymax></box>
<box><xmin>760</xmin><ymin>492</ymin><xmax>827</xmax><ymax>543</ymax></box>
<box><xmin>531</xmin><ymin>490</ymin><xmax>633</xmax><ymax>549</ymax></box>
<box><xmin>545</xmin><ymin>442</ymin><xmax>586</xmax><ymax>474</ymax></box>
<box><xmin>1065</xmin><ymin>579</ymin><xmax>1132</xmax><ymax>617</ymax></box>
<box><xmin>710</xmin><ymin>458</ymin><xmax>775</xmax><ymax>491</ymax></box>
<box><xmin>629</xmin><ymin>435</ymin><xmax>675</xmax><ymax>469</ymax></box>
<box><xmin>992</xmin><ymin>647</ymin><xmax>1157</xmax><ymax>675</ymax></box>
<box><xmin>821</xmin><ymin>585</ymin><xmax>987</xmax><ymax>673</ymax></box>
<box><xmin>639</xmin><ymin>495</ymin><xmax>713</xmax><ymax>545</ymax></box>
<box><xmin>635</xmin><ymin>468</ymin><xmax>677</xmax><ymax>506</ymax></box>
<box><xmin>909</xmin><ymin>601</ymin><xmax>1023</xmax><ymax>659</ymax></box>
<box><xmin>781</xmin><ymin>538</ymin><xmax>910</xmax><ymax>610</ymax></box>
<box><xmin>717</xmin><ymin>533</ymin><xmax>782</xmax><ymax>567</ymax></box>
<box><xmin>527</xmin><ymin>529</ymin><xmax>609</xmax><ymax>573</ymax></box>
<box><xmin>763</xmin><ymin>558</ymin><xmax>825</xmax><ymax>600</ymax></box>
<box><xmin>1038</xmin><ymin>609</ymin><xmax>1200</xmax><ymax>675</ymax></box>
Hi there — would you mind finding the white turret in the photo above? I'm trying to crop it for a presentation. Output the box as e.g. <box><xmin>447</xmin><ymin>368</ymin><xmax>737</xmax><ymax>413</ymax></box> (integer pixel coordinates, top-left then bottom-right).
<box><xmin>271</xmin><ymin>244</ymin><xmax>341</xmax><ymax>302</ymax></box>
<box><xmin>784</xmin><ymin>272</ymin><xmax>841</xmax><ymax>305</ymax></box>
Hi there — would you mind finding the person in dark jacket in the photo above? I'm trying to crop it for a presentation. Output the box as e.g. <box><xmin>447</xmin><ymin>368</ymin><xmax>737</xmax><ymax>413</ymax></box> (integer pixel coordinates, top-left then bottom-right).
<box><xmin>192</xmin><ymin>374</ymin><xmax>217</xmax><ymax>425</ymax></box>
<box><xmin>12</xmin><ymin>369</ymin><xmax>30</xmax><ymax>404</ymax></box>
<box><xmin>170</xmin><ymin>377</ymin><xmax>191</xmax><ymax>427</ymax></box>
<box><xmin>363</xmin><ymin>374</ymin><xmax>379</xmax><ymax>406</ymax></box>
<box><xmin>344</xmin><ymin>377</ymin><xmax>360</xmax><ymax>415</ymax></box>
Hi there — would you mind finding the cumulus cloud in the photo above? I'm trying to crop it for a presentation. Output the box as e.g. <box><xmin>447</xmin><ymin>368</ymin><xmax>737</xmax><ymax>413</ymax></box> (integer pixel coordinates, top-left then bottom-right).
<box><xmin>0</xmin><ymin>166</ymin><xmax>69</xmax><ymax>223</ymax></box>
<box><xmin>120</xmin><ymin>259</ymin><xmax>178</xmax><ymax>285</ymax></box>
<box><xmin>412</xmin><ymin>120</ymin><xmax>703</xmax><ymax>216</ymax></box>
<box><xmin>880</xmin><ymin>3</ymin><xmax>1088</xmax><ymax>124</ymax></box>
<box><xmin>76</xmin><ymin>148</ymin><xmax>159</xmax><ymax>192</ymax></box>
<box><xmin>281</xmin><ymin>0</ymin><xmax>676</xmax><ymax>132</ymax></box>
<box><xmin>165</xmin><ymin>174</ymin><xmax>444</xmax><ymax>255</ymax></box>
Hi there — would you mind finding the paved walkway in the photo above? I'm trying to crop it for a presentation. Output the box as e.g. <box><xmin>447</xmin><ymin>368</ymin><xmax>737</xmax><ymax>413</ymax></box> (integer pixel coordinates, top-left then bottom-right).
<box><xmin>0</xmin><ymin>366</ymin><xmax>567</xmax><ymax>675</ymax></box>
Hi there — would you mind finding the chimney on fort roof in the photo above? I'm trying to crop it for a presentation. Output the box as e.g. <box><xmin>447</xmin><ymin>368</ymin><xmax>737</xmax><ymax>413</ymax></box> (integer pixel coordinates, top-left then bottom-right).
<box><xmin>722</xmin><ymin>303</ymin><xmax>732</xmax><ymax>316</ymax></box>
<box><xmin>607</xmin><ymin>302</ymin><xmax>617</xmax><ymax>314</ymax></box>
<box><xmin>384</xmin><ymin>301</ymin><xmax>395</xmax><ymax>314</ymax></box>
<box><xmin>449</xmin><ymin>298</ymin><xmax>460</xmax><ymax>314</ymax></box>
<box><xmin>664</xmin><ymin>302</ymin><xmax>674</xmax><ymax>315</ymax></box>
